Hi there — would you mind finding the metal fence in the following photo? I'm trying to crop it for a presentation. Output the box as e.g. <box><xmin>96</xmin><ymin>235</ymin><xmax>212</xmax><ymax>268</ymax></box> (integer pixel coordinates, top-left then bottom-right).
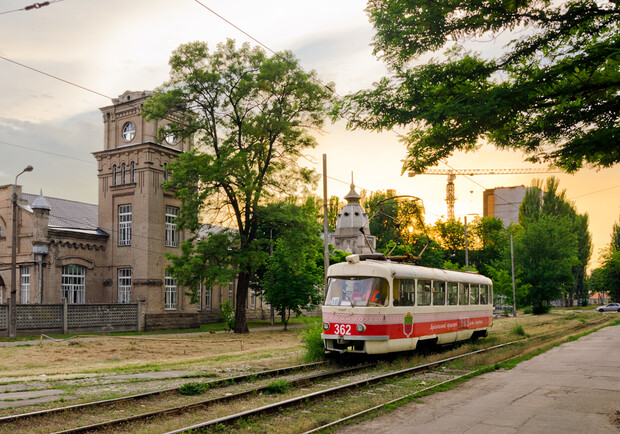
<box><xmin>0</xmin><ymin>300</ymin><xmax>144</xmax><ymax>336</ymax></box>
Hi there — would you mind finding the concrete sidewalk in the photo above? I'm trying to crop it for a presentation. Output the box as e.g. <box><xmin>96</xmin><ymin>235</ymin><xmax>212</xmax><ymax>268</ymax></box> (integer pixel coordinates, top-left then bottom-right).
<box><xmin>340</xmin><ymin>324</ymin><xmax>620</xmax><ymax>433</ymax></box>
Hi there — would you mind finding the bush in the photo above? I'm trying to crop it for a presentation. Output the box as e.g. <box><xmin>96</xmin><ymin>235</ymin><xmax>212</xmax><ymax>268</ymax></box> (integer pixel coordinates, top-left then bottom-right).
<box><xmin>264</xmin><ymin>379</ymin><xmax>290</xmax><ymax>395</ymax></box>
<box><xmin>532</xmin><ymin>305</ymin><xmax>551</xmax><ymax>315</ymax></box>
<box><xmin>301</xmin><ymin>322</ymin><xmax>325</xmax><ymax>362</ymax></box>
<box><xmin>219</xmin><ymin>300</ymin><xmax>235</xmax><ymax>329</ymax></box>
<box><xmin>178</xmin><ymin>382</ymin><xmax>209</xmax><ymax>396</ymax></box>
<box><xmin>511</xmin><ymin>323</ymin><xmax>526</xmax><ymax>337</ymax></box>
<box><xmin>522</xmin><ymin>306</ymin><xmax>533</xmax><ymax>315</ymax></box>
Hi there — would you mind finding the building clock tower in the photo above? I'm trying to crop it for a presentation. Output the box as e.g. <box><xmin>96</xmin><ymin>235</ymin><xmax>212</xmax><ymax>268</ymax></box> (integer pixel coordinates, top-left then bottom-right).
<box><xmin>93</xmin><ymin>90</ymin><xmax>192</xmax><ymax>313</ymax></box>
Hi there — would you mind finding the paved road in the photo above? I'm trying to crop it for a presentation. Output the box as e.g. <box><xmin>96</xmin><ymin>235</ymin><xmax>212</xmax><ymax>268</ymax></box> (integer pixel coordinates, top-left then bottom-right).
<box><xmin>339</xmin><ymin>324</ymin><xmax>620</xmax><ymax>433</ymax></box>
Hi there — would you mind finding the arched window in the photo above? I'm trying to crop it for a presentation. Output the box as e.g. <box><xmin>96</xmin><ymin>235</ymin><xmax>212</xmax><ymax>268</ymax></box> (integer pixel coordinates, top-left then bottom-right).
<box><xmin>112</xmin><ymin>164</ymin><xmax>117</xmax><ymax>186</ymax></box>
<box><xmin>163</xmin><ymin>163</ymin><xmax>168</xmax><ymax>181</ymax></box>
<box><xmin>62</xmin><ymin>265</ymin><xmax>85</xmax><ymax>304</ymax></box>
<box><xmin>121</xmin><ymin>163</ymin><xmax>126</xmax><ymax>184</ymax></box>
<box><xmin>130</xmin><ymin>161</ymin><xmax>135</xmax><ymax>183</ymax></box>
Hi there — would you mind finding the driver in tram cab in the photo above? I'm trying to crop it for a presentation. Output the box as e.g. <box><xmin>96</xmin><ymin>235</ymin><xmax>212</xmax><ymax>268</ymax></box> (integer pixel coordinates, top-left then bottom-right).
<box><xmin>369</xmin><ymin>286</ymin><xmax>382</xmax><ymax>306</ymax></box>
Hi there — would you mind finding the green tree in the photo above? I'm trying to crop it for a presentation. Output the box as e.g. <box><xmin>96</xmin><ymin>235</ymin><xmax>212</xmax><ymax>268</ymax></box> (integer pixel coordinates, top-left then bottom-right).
<box><xmin>515</xmin><ymin>214</ymin><xmax>578</xmax><ymax>313</ymax></box>
<box><xmin>144</xmin><ymin>40</ymin><xmax>332</xmax><ymax>333</ymax></box>
<box><xmin>434</xmin><ymin>219</ymin><xmax>466</xmax><ymax>265</ymax></box>
<box><xmin>338</xmin><ymin>0</ymin><xmax>620</xmax><ymax>173</ymax></box>
<box><xmin>593</xmin><ymin>223</ymin><xmax>620</xmax><ymax>302</ymax></box>
<box><xmin>470</xmin><ymin>216</ymin><xmax>509</xmax><ymax>276</ymax></box>
<box><xmin>519</xmin><ymin>178</ymin><xmax>591</xmax><ymax>303</ymax></box>
<box><xmin>364</xmin><ymin>191</ymin><xmax>426</xmax><ymax>250</ymax></box>
<box><xmin>263</xmin><ymin>237</ymin><xmax>323</xmax><ymax>330</ymax></box>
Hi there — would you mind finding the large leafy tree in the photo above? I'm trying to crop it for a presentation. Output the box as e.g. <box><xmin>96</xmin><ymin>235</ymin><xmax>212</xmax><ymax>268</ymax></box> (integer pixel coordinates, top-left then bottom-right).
<box><xmin>338</xmin><ymin>0</ymin><xmax>620</xmax><ymax>173</ymax></box>
<box><xmin>592</xmin><ymin>223</ymin><xmax>620</xmax><ymax>302</ymax></box>
<box><xmin>144</xmin><ymin>40</ymin><xmax>332</xmax><ymax>333</ymax></box>
<box><xmin>515</xmin><ymin>214</ymin><xmax>578</xmax><ymax>313</ymax></box>
<box><xmin>364</xmin><ymin>191</ymin><xmax>426</xmax><ymax>250</ymax></box>
<box><xmin>519</xmin><ymin>178</ymin><xmax>591</xmax><ymax>302</ymax></box>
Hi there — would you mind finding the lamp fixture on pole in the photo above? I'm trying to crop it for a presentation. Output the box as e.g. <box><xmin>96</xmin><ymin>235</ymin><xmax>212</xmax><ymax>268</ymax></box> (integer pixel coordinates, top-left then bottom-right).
<box><xmin>10</xmin><ymin>165</ymin><xmax>33</xmax><ymax>339</ymax></box>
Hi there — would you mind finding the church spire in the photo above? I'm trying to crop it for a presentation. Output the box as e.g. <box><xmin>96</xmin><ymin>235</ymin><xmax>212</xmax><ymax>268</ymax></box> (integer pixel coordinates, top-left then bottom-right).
<box><xmin>344</xmin><ymin>172</ymin><xmax>361</xmax><ymax>204</ymax></box>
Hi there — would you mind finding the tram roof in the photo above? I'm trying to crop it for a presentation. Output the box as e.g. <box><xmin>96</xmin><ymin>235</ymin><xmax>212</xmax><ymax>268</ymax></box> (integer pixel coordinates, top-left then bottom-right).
<box><xmin>328</xmin><ymin>256</ymin><xmax>492</xmax><ymax>285</ymax></box>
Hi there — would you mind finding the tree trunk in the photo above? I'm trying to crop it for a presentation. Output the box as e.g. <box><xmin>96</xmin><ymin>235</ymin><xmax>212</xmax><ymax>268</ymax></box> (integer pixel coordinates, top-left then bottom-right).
<box><xmin>234</xmin><ymin>272</ymin><xmax>250</xmax><ymax>333</ymax></box>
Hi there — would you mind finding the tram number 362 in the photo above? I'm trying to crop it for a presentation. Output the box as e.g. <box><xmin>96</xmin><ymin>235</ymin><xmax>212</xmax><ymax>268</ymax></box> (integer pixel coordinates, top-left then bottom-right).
<box><xmin>333</xmin><ymin>324</ymin><xmax>352</xmax><ymax>336</ymax></box>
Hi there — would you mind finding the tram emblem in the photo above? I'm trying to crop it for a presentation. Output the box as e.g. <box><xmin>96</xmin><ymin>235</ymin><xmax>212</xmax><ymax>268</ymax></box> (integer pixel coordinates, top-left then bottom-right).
<box><xmin>403</xmin><ymin>312</ymin><xmax>414</xmax><ymax>337</ymax></box>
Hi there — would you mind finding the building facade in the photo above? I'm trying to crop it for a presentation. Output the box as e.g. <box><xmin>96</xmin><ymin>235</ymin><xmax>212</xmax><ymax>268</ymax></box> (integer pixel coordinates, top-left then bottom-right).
<box><xmin>483</xmin><ymin>186</ymin><xmax>527</xmax><ymax>226</ymax></box>
<box><xmin>0</xmin><ymin>91</ymin><xmax>261</xmax><ymax>324</ymax></box>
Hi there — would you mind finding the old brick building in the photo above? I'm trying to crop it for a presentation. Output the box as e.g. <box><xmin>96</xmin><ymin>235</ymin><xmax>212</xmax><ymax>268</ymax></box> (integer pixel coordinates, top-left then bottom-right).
<box><xmin>0</xmin><ymin>91</ymin><xmax>263</xmax><ymax>326</ymax></box>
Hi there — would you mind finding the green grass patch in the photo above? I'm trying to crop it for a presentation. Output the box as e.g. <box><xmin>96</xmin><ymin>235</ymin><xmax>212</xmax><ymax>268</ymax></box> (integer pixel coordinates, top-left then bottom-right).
<box><xmin>300</xmin><ymin>321</ymin><xmax>325</xmax><ymax>362</ymax></box>
<box><xmin>263</xmin><ymin>379</ymin><xmax>290</xmax><ymax>395</ymax></box>
<box><xmin>178</xmin><ymin>382</ymin><xmax>210</xmax><ymax>396</ymax></box>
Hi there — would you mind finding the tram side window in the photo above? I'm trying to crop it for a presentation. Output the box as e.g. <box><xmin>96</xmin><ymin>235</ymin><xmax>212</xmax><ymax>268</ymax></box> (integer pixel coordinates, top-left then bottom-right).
<box><xmin>447</xmin><ymin>282</ymin><xmax>458</xmax><ymax>305</ymax></box>
<box><xmin>470</xmin><ymin>284</ymin><xmax>480</xmax><ymax>305</ymax></box>
<box><xmin>480</xmin><ymin>284</ymin><xmax>489</xmax><ymax>304</ymax></box>
<box><xmin>459</xmin><ymin>283</ymin><xmax>469</xmax><ymax>305</ymax></box>
<box><xmin>394</xmin><ymin>279</ymin><xmax>415</xmax><ymax>306</ymax></box>
<box><xmin>417</xmin><ymin>279</ymin><xmax>431</xmax><ymax>306</ymax></box>
<box><xmin>432</xmin><ymin>281</ymin><xmax>446</xmax><ymax>305</ymax></box>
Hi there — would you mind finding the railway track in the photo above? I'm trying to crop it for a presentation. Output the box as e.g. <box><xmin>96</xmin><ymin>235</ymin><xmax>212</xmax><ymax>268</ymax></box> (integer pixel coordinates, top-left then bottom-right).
<box><xmin>0</xmin><ymin>341</ymin><xmax>516</xmax><ymax>433</ymax></box>
<box><xmin>1</xmin><ymin>317</ymin><xmax>607</xmax><ymax>433</ymax></box>
<box><xmin>0</xmin><ymin>361</ymin><xmax>331</xmax><ymax>431</ymax></box>
<box><xmin>167</xmin><ymin>340</ymin><xmax>520</xmax><ymax>433</ymax></box>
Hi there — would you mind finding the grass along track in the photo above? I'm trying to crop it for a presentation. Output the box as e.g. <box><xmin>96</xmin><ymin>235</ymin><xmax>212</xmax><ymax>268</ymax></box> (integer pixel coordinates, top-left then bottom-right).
<box><xmin>169</xmin><ymin>313</ymin><xmax>620</xmax><ymax>433</ymax></box>
<box><xmin>0</xmin><ymin>311</ymin><xmax>615</xmax><ymax>433</ymax></box>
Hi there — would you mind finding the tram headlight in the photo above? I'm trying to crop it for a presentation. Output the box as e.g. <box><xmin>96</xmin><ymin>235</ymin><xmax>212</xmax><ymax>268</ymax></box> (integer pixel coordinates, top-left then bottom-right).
<box><xmin>356</xmin><ymin>323</ymin><xmax>366</xmax><ymax>333</ymax></box>
<box><xmin>323</xmin><ymin>322</ymin><xmax>330</xmax><ymax>331</ymax></box>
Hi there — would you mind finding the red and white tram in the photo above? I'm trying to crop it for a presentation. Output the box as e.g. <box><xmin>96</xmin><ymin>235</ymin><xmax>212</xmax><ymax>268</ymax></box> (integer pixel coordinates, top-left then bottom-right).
<box><xmin>322</xmin><ymin>254</ymin><xmax>493</xmax><ymax>354</ymax></box>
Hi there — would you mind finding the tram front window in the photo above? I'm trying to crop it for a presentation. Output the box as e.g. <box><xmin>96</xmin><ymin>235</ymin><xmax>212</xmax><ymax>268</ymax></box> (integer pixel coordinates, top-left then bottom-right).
<box><xmin>326</xmin><ymin>277</ymin><xmax>388</xmax><ymax>307</ymax></box>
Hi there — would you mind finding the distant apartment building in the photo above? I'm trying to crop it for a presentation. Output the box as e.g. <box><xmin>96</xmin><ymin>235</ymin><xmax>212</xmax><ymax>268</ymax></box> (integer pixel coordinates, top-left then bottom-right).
<box><xmin>482</xmin><ymin>186</ymin><xmax>527</xmax><ymax>226</ymax></box>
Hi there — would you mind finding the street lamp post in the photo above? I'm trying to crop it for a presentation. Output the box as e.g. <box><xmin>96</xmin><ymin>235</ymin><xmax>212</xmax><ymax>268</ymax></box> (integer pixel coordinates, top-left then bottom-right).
<box><xmin>9</xmin><ymin>165</ymin><xmax>33</xmax><ymax>339</ymax></box>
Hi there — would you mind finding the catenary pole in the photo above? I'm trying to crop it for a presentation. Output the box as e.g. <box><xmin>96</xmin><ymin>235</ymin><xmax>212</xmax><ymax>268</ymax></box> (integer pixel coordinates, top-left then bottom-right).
<box><xmin>322</xmin><ymin>155</ymin><xmax>330</xmax><ymax>289</ymax></box>
<box><xmin>510</xmin><ymin>233</ymin><xmax>517</xmax><ymax>317</ymax></box>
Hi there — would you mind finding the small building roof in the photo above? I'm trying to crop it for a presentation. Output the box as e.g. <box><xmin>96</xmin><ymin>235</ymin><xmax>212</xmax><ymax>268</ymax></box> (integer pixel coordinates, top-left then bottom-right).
<box><xmin>23</xmin><ymin>193</ymin><xmax>98</xmax><ymax>231</ymax></box>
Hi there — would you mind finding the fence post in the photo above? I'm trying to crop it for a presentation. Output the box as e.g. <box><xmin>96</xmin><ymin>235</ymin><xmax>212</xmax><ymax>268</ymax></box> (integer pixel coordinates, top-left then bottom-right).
<box><xmin>62</xmin><ymin>298</ymin><xmax>68</xmax><ymax>335</ymax></box>
<box><xmin>6</xmin><ymin>297</ymin><xmax>11</xmax><ymax>337</ymax></box>
<box><xmin>137</xmin><ymin>301</ymin><xmax>146</xmax><ymax>332</ymax></box>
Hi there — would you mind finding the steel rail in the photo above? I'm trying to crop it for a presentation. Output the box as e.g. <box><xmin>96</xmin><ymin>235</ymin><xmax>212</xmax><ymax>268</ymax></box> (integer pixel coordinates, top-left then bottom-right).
<box><xmin>0</xmin><ymin>361</ymin><xmax>326</xmax><ymax>425</ymax></box>
<box><xmin>166</xmin><ymin>340</ymin><xmax>521</xmax><ymax>433</ymax></box>
<box><xmin>52</xmin><ymin>364</ymin><xmax>375</xmax><ymax>434</ymax></box>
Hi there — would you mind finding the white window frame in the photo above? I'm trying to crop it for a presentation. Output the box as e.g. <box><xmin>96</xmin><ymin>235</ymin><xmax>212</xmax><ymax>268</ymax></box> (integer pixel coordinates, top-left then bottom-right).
<box><xmin>205</xmin><ymin>285</ymin><xmax>212</xmax><ymax>310</ymax></box>
<box><xmin>165</xmin><ymin>271</ymin><xmax>178</xmax><ymax>310</ymax></box>
<box><xmin>165</xmin><ymin>206</ymin><xmax>179</xmax><ymax>247</ymax></box>
<box><xmin>118</xmin><ymin>204</ymin><xmax>132</xmax><ymax>246</ymax></box>
<box><xmin>228</xmin><ymin>281</ymin><xmax>234</xmax><ymax>303</ymax></box>
<box><xmin>112</xmin><ymin>164</ymin><xmax>117</xmax><ymax>186</ymax></box>
<box><xmin>130</xmin><ymin>161</ymin><xmax>135</xmax><ymax>183</ymax></box>
<box><xmin>62</xmin><ymin>265</ymin><xmax>85</xmax><ymax>304</ymax></box>
<box><xmin>250</xmin><ymin>289</ymin><xmax>256</xmax><ymax>309</ymax></box>
<box><xmin>118</xmin><ymin>268</ymin><xmax>131</xmax><ymax>304</ymax></box>
<box><xmin>121</xmin><ymin>163</ymin><xmax>126</xmax><ymax>185</ymax></box>
<box><xmin>20</xmin><ymin>266</ymin><xmax>30</xmax><ymax>304</ymax></box>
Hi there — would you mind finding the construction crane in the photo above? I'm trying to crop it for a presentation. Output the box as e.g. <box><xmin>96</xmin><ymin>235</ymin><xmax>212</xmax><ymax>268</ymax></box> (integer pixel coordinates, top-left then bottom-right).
<box><xmin>408</xmin><ymin>168</ymin><xmax>562</xmax><ymax>220</ymax></box>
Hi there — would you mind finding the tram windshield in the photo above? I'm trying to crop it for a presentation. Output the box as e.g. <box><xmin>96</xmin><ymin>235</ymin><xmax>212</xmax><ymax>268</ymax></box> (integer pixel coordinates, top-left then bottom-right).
<box><xmin>325</xmin><ymin>277</ymin><xmax>389</xmax><ymax>307</ymax></box>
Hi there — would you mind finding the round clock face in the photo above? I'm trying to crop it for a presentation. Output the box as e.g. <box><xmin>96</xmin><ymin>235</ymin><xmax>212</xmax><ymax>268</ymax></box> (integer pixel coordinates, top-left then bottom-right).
<box><xmin>122</xmin><ymin>122</ymin><xmax>136</xmax><ymax>141</ymax></box>
<box><xmin>165</xmin><ymin>132</ymin><xmax>177</xmax><ymax>145</ymax></box>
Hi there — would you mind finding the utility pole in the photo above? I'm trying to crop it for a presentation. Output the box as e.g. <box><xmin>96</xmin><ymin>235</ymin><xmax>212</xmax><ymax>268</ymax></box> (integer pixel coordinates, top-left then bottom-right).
<box><xmin>10</xmin><ymin>165</ymin><xmax>33</xmax><ymax>338</ymax></box>
<box><xmin>464</xmin><ymin>215</ymin><xmax>469</xmax><ymax>271</ymax></box>
<box><xmin>322</xmin><ymin>154</ymin><xmax>330</xmax><ymax>287</ymax></box>
<box><xmin>510</xmin><ymin>233</ymin><xmax>517</xmax><ymax>317</ymax></box>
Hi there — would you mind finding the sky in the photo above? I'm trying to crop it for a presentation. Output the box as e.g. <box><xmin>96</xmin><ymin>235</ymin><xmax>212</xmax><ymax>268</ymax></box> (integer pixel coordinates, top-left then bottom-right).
<box><xmin>1</xmin><ymin>0</ymin><xmax>619</xmax><ymax>268</ymax></box>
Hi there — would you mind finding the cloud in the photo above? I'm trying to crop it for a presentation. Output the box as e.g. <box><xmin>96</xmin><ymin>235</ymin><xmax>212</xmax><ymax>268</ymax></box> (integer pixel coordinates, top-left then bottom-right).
<box><xmin>0</xmin><ymin>111</ymin><xmax>101</xmax><ymax>202</ymax></box>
